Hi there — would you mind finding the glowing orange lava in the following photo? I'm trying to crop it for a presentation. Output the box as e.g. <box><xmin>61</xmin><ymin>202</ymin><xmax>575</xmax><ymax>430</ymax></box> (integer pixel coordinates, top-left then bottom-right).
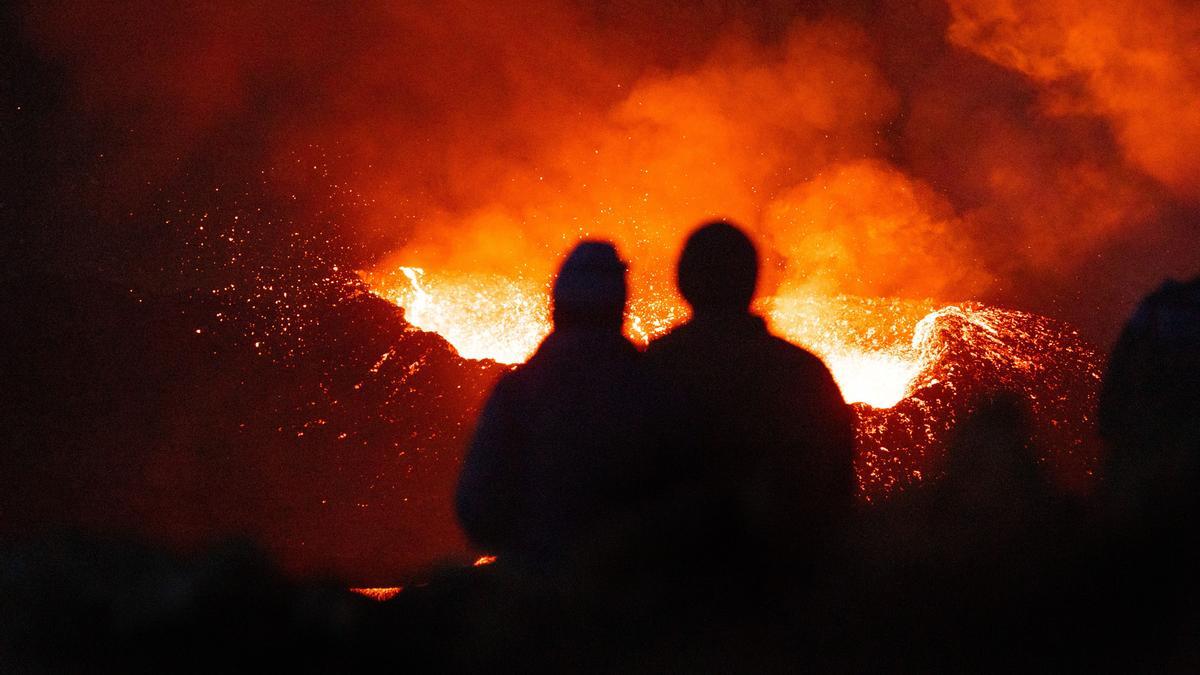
<box><xmin>365</xmin><ymin>266</ymin><xmax>936</xmax><ymax>408</ymax></box>
<box><xmin>349</xmin><ymin>587</ymin><xmax>403</xmax><ymax>601</ymax></box>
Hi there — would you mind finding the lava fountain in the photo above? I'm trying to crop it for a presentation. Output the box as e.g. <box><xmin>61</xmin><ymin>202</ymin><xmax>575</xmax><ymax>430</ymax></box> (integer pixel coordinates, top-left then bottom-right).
<box><xmin>364</xmin><ymin>264</ymin><xmax>1103</xmax><ymax>499</ymax></box>
<box><xmin>366</xmin><ymin>266</ymin><xmax>928</xmax><ymax>408</ymax></box>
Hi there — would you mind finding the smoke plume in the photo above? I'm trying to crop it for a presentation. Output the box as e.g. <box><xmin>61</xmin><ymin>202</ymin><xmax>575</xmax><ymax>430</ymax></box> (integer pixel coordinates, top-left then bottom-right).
<box><xmin>15</xmin><ymin>0</ymin><xmax>1200</xmax><ymax>341</ymax></box>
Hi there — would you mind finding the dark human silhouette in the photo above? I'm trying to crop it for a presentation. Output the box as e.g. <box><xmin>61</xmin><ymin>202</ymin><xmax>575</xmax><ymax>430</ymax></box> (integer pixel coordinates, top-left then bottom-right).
<box><xmin>642</xmin><ymin>221</ymin><xmax>856</xmax><ymax>584</ymax></box>
<box><xmin>1090</xmin><ymin>275</ymin><xmax>1200</xmax><ymax>670</ymax></box>
<box><xmin>917</xmin><ymin>395</ymin><xmax>1089</xmax><ymax>670</ymax></box>
<box><xmin>455</xmin><ymin>242</ymin><xmax>649</xmax><ymax>574</ymax></box>
<box><xmin>814</xmin><ymin>394</ymin><xmax>1096</xmax><ymax>673</ymax></box>
<box><xmin>1100</xmin><ymin>275</ymin><xmax>1200</xmax><ymax>529</ymax></box>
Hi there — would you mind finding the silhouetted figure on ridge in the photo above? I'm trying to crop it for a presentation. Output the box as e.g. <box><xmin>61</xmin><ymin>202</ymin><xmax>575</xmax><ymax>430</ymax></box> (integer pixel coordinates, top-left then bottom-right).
<box><xmin>455</xmin><ymin>242</ymin><xmax>649</xmax><ymax>574</ymax></box>
<box><xmin>643</xmin><ymin>221</ymin><xmax>855</xmax><ymax>584</ymax></box>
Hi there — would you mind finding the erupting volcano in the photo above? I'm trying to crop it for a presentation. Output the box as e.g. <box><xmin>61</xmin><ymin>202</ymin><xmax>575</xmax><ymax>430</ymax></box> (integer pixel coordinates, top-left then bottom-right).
<box><xmin>6</xmin><ymin>0</ymin><xmax>1197</xmax><ymax>583</ymax></box>
<box><xmin>367</xmin><ymin>267</ymin><xmax>926</xmax><ymax>408</ymax></box>
<box><xmin>365</xmin><ymin>264</ymin><xmax>1102</xmax><ymax>497</ymax></box>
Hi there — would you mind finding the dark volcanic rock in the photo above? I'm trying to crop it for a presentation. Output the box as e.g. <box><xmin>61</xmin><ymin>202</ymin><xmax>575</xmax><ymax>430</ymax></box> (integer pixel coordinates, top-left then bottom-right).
<box><xmin>854</xmin><ymin>304</ymin><xmax>1103</xmax><ymax>499</ymax></box>
<box><xmin>0</xmin><ymin>274</ymin><xmax>506</xmax><ymax>582</ymax></box>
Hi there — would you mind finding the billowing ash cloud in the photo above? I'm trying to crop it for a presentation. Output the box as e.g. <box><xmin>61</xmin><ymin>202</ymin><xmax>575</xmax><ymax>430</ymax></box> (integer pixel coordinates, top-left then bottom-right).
<box><xmin>17</xmin><ymin>0</ymin><xmax>1200</xmax><ymax>342</ymax></box>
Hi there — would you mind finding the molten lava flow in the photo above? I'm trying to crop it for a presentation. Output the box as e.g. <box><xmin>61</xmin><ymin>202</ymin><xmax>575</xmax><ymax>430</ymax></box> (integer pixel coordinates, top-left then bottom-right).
<box><xmin>762</xmin><ymin>294</ymin><xmax>935</xmax><ymax>409</ymax></box>
<box><xmin>379</xmin><ymin>267</ymin><xmax>552</xmax><ymax>364</ymax></box>
<box><xmin>365</xmin><ymin>267</ymin><xmax>933</xmax><ymax>408</ymax></box>
<box><xmin>852</xmin><ymin>303</ymin><xmax>1103</xmax><ymax>497</ymax></box>
<box><xmin>349</xmin><ymin>587</ymin><xmax>403</xmax><ymax>602</ymax></box>
<box><xmin>821</xmin><ymin>353</ymin><xmax>919</xmax><ymax>409</ymax></box>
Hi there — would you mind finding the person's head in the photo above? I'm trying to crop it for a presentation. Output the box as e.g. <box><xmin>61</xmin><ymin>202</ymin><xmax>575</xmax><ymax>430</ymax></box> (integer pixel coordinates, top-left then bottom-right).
<box><xmin>551</xmin><ymin>241</ymin><xmax>628</xmax><ymax>330</ymax></box>
<box><xmin>1100</xmin><ymin>276</ymin><xmax>1200</xmax><ymax>450</ymax></box>
<box><xmin>1099</xmin><ymin>276</ymin><xmax>1200</xmax><ymax>526</ymax></box>
<box><xmin>677</xmin><ymin>220</ymin><xmax>759</xmax><ymax>314</ymax></box>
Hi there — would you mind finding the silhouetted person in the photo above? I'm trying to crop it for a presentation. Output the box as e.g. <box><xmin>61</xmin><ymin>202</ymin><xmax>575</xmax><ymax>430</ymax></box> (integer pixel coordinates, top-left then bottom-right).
<box><xmin>455</xmin><ymin>242</ymin><xmax>648</xmax><ymax>574</ymax></box>
<box><xmin>1100</xmin><ymin>275</ymin><xmax>1200</xmax><ymax>530</ymax></box>
<box><xmin>643</xmin><ymin>221</ymin><xmax>855</xmax><ymax>584</ymax></box>
<box><xmin>824</xmin><ymin>395</ymin><xmax>1092</xmax><ymax>672</ymax></box>
<box><xmin>1091</xmin><ymin>275</ymin><xmax>1200</xmax><ymax>670</ymax></box>
<box><xmin>927</xmin><ymin>395</ymin><xmax>1088</xmax><ymax>668</ymax></box>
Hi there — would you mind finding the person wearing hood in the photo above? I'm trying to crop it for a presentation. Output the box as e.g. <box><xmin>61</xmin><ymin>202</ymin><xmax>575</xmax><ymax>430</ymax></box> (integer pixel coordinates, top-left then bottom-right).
<box><xmin>455</xmin><ymin>241</ymin><xmax>649</xmax><ymax>573</ymax></box>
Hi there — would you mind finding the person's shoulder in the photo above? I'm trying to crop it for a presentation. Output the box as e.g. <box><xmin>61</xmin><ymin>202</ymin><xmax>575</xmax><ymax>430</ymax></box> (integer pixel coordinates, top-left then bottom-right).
<box><xmin>489</xmin><ymin>363</ymin><xmax>532</xmax><ymax>399</ymax></box>
<box><xmin>767</xmin><ymin>334</ymin><xmax>834</xmax><ymax>374</ymax></box>
<box><xmin>644</xmin><ymin>323</ymin><xmax>692</xmax><ymax>358</ymax></box>
<box><xmin>765</xmin><ymin>332</ymin><xmax>816</xmax><ymax>358</ymax></box>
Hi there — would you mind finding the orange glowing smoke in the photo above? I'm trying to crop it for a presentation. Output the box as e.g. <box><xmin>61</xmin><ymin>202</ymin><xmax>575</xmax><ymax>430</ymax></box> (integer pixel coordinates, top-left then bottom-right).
<box><xmin>947</xmin><ymin>0</ymin><xmax>1200</xmax><ymax>198</ymax></box>
<box><xmin>23</xmin><ymin>0</ymin><xmax>1199</xmax><ymax>341</ymax></box>
<box><xmin>349</xmin><ymin>11</ymin><xmax>1114</xmax><ymax>431</ymax></box>
<box><xmin>355</xmin><ymin>28</ymin><xmax>1005</xmax><ymax>407</ymax></box>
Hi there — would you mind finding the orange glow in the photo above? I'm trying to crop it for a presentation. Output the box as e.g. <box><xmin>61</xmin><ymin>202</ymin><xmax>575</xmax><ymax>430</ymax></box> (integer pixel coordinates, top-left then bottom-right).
<box><xmin>378</xmin><ymin>267</ymin><xmax>551</xmax><ymax>364</ymax></box>
<box><xmin>365</xmin><ymin>266</ymin><xmax>935</xmax><ymax>409</ymax></box>
<box><xmin>473</xmin><ymin>555</ymin><xmax>498</xmax><ymax>566</ymax></box>
<box><xmin>349</xmin><ymin>587</ymin><xmax>403</xmax><ymax>601</ymax></box>
<box><xmin>947</xmin><ymin>0</ymin><xmax>1200</xmax><ymax>198</ymax></box>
